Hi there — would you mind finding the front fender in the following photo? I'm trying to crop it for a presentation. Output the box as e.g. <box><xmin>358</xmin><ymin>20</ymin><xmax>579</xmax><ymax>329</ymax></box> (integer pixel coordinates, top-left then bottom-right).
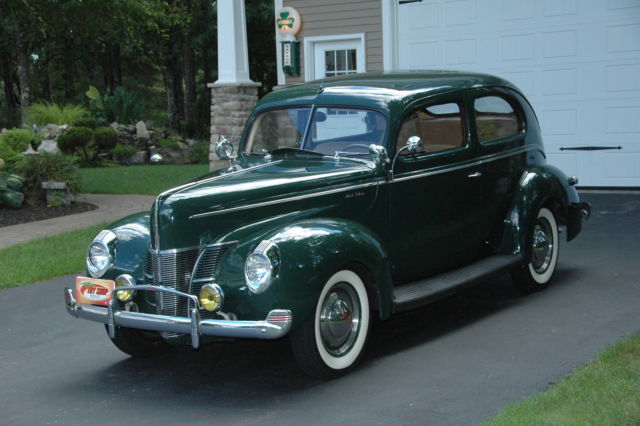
<box><xmin>498</xmin><ymin>165</ymin><xmax>579</xmax><ymax>259</ymax></box>
<box><xmin>100</xmin><ymin>212</ymin><xmax>151</xmax><ymax>280</ymax></box>
<box><xmin>216</xmin><ymin>218</ymin><xmax>393</xmax><ymax>330</ymax></box>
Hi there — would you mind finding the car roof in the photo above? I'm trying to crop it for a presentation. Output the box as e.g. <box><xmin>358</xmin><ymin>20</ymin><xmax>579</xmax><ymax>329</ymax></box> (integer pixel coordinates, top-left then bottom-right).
<box><xmin>257</xmin><ymin>71</ymin><xmax>521</xmax><ymax>113</ymax></box>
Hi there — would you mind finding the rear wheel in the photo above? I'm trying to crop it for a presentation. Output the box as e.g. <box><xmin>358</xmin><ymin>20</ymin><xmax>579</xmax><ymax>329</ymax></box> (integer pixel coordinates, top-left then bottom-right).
<box><xmin>511</xmin><ymin>207</ymin><xmax>559</xmax><ymax>292</ymax></box>
<box><xmin>106</xmin><ymin>326</ymin><xmax>169</xmax><ymax>358</ymax></box>
<box><xmin>290</xmin><ymin>270</ymin><xmax>370</xmax><ymax>379</ymax></box>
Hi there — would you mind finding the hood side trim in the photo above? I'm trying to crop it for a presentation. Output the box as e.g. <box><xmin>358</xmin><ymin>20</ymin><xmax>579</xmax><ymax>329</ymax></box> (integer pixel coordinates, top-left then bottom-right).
<box><xmin>189</xmin><ymin>181</ymin><xmax>381</xmax><ymax>220</ymax></box>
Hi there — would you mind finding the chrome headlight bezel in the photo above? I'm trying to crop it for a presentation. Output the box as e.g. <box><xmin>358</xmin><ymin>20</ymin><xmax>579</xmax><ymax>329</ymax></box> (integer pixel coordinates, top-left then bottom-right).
<box><xmin>86</xmin><ymin>230</ymin><xmax>117</xmax><ymax>278</ymax></box>
<box><xmin>244</xmin><ymin>240</ymin><xmax>280</xmax><ymax>294</ymax></box>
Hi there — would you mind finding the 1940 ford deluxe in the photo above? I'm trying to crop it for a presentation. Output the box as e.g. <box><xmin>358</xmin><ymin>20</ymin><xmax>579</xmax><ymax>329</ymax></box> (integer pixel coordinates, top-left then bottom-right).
<box><xmin>64</xmin><ymin>71</ymin><xmax>590</xmax><ymax>378</ymax></box>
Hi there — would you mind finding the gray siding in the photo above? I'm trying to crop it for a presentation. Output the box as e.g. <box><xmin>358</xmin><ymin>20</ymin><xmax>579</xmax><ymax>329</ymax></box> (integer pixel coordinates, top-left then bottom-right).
<box><xmin>282</xmin><ymin>0</ymin><xmax>382</xmax><ymax>84</ymax></box>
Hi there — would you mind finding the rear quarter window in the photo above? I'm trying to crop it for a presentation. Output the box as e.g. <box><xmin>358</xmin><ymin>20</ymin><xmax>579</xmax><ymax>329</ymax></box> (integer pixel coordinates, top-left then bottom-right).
<box><xmin>474</xmin><ymin>96</ymin><xmax>521</xmax><ymax>143</ymax></box>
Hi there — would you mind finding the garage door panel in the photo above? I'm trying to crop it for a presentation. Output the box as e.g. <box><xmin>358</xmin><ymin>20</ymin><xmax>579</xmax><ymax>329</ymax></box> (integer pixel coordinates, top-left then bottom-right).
<box><xmin>398</xmin><ymin>0</ymin><xmax>640</xmax><ymax>186</ymax></box>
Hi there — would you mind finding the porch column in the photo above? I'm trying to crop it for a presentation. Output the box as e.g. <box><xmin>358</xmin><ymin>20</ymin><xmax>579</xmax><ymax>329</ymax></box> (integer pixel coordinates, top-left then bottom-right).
<box><xmin>208</xmin><ymin>0</ymin><xmax>261</xmax><ymax>171</ymax></box>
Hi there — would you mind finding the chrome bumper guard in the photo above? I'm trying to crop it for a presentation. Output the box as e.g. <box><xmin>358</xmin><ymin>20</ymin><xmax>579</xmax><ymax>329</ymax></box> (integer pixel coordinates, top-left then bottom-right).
<box><xmin>64</xmin><ymin>285</ymin><xmax>292</xmax><ymax>350</ymax></box>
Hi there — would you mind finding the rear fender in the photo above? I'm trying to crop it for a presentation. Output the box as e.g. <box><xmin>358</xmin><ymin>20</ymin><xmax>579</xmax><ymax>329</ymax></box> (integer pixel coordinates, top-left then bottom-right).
<box><xmin>498</xmin><ymin>165</ymin><xmax>578</xmax><ymax>260</ymax></box>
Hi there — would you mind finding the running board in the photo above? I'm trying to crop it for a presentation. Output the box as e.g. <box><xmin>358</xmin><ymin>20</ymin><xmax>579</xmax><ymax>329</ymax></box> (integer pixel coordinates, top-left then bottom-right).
<box><xmin>393</xmin><ymin>255</ymin><xmax>522</xmax><ymax>313</ymax></box>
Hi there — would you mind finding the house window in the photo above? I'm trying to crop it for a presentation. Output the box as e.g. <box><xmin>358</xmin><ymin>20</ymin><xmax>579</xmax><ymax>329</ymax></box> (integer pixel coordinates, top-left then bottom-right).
<box><xmin>304</xmin><ymin>34</ymin><xmax>366</xmax><ymax>81</ymax></box>
<box><xmin>324</xmin><ymin>49</ymin><xmax>357</xmax><ymax>77</ymax></box>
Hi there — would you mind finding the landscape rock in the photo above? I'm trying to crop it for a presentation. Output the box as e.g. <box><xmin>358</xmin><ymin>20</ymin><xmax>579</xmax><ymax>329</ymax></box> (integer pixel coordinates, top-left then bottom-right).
<box><xmin>135</xmin><ymin>121</ymin><xmax>150</xmax><ymax>139</ymax></box>
<box><xmin>38</xmin><ymin>139</ymin><xmax>61</xmax><ymax>155</ymax></box>
<box><xmin>0</xmin><ymin>158</ymin><xmax>4</xmax><ymax>169</ymax></box>
<box><xmin>176</xmin><ymin>141</ymin><xmax>188</xmax><ymax>150</ymax></box>
<box><xmin>131</xmin><ymin>151</ymin><xmax>147</xmax><ymax>165</ymax></box>
<box><xmin>22</xmin><ymin>144</ymin><xmax>38</xmax><ymax>155</ymax></box>
<box><xmin>42</xmin><ymin>124</ymin><xmax>60</xmax><ymax>139</ymax></box>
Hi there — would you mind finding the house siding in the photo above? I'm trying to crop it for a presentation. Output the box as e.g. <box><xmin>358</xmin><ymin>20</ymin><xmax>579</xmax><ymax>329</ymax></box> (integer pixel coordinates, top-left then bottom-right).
<box><xmin>282</xmin><ymin>0</ymin><xmax>383</xmax><ymax>84</ymax></box>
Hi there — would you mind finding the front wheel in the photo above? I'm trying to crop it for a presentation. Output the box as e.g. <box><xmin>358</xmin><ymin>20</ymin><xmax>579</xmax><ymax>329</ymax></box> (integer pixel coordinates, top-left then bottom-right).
<box><xmin>511</xmin><ymin>207</ymin><xmax>559</xmax><ymax>292</ymax></box>
<box><xmin>290</xmin><ymin>270</ymin><xmax>370</xmax><ymax>379</ymax></box>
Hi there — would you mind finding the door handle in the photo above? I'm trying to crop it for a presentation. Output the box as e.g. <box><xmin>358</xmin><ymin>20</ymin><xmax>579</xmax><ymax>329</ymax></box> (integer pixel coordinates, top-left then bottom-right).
<box><xmin>467</xmin><ymin>171</ymin><xmax>482</xmax><ymax>178</ymax></box>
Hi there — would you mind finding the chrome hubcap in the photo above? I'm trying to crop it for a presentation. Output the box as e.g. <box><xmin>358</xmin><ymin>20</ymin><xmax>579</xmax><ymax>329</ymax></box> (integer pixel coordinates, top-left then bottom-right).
<box><xmin>319</xmin><ymin>282</ymin><xmax>360</xmax><ymax>357</ymax></box>
<box><xmin>531</xmin><ymin>218</ymin><xmax>554</xmax><ymax>273</ymax></box>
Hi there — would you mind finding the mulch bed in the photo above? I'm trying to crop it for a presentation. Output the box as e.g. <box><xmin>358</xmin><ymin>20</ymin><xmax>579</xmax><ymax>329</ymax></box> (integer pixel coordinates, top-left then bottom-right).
<box><xmin>0</xmin><ymin>202</ymin><xmax>98</xmax><ymax>228</ymax></box>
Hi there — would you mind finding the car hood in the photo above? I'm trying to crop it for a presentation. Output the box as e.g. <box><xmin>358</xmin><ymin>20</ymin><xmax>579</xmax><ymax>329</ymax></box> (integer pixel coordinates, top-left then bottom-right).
<box><xmin>152</xmin><ymin>158</ymin><xmax>380</xmax><ymax>250</ymax></box>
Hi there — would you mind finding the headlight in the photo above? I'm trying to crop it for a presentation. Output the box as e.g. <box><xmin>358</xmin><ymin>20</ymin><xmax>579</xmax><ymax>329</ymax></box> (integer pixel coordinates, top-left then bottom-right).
<box><xmin>115</xmin><ymin>274</ymin><xmax>136</xmax><ymax>302</ymax></box>
<box><xmin>86</xmin><ymin>230</ymin><xmax>117</xmax><ymax>278</ymax></box>
<box><xmin>244</xmin><ymin>241</ymin><xmax>279</xmax><ymax>294</ymax></box>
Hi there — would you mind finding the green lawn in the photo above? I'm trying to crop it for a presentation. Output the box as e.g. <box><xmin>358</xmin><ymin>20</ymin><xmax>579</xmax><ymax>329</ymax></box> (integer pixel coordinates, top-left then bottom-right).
<box><xmin>486</xmin><ymin>334</ymin><xmax>640</xmax><ymax>425</ymax></box>
<box><xmin>79</xmin><ymin>164</ymin><xmax>209</xmax><ymax>195</ymax></box>
<box><xmin>0</xmin><ymin>223</ymin><xmax>107</xmax><ymax>289</ymax></box>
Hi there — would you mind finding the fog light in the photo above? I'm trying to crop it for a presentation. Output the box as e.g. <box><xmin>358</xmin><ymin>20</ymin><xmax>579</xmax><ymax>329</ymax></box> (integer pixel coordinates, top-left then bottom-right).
<box><xmin>115</xmin><ymin>274</ymin><xmax>136</xmax><ymax>302</ymax></box>
<box><xmin>199</xmin><ymin>284</ymin><xmax>224</xmax><ymax>312</ymax></box>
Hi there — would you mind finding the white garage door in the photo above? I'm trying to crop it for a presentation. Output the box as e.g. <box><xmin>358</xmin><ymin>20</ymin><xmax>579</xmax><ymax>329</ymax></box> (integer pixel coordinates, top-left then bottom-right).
<box><xmin>397</xmin><ymin>0</ymin><xmax>640</xmax><ymax>187</ymax></box>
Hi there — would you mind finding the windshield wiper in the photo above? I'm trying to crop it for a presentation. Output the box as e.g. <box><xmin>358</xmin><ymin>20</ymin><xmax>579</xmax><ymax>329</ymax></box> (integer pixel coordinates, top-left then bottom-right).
<box><xmin>269</xmin><ymin>147</ymin><xmax>324</xmax><ymax>158</ymax></box>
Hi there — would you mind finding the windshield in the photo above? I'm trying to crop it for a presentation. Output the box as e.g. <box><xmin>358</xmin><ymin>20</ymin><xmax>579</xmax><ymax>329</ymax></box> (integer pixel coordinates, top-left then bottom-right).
<box><xmin>244</xmin><ymin>107</ymin><xmax>387</xmax><ymax>159</ymax></box>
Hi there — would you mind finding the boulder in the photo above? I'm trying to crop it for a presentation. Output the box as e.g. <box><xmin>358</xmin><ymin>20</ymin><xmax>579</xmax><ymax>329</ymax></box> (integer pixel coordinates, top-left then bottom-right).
<box><xmin>0</xmin><ymin>158</ymin><xmax>4</xmax><ymax>169</ymax></box>
<box><xmin>43</xmin><ymin>124</ymin><xmax>60</xmax><ymax>139</ymax></box>
<box><xmin>135</xmin><ymin>121</ymin><xmax>150</xmax><ymax>139</ymax></box>
<box><xmin>38</xmin><ymin>139</ymin><xmax>61</xmax><ymax>155</ymax></box>
<box><xmin>22</xmin><ymin>144</ymin><xmax>38</xmax><ymax>155</ymax></box>
<box><xmin>131</xmin><ymin>151</ymin><xmax>147</xmax><ymax>165</ymax></box>
<box><xmin>176</xmin><ymin>141</ymin><xmax>188</xmax><ymax>150</ymax></box>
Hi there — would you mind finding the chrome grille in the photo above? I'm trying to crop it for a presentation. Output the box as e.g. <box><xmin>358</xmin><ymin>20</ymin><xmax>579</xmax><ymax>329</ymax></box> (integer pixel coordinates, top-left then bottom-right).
<box><xmin>144</xmin><ymin>244</ymin><xmax>231</xmax><ymax>321</ymax></box>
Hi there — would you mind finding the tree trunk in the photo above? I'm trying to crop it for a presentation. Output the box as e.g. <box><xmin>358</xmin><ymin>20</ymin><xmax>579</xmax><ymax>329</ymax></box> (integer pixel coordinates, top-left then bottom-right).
<box><xmin>163</xmin><ymin>64</ymin><xmax>180</xmax><ymax>132</ymax></box>
<box><xmin>0</xmin><ymin>49</ymin><xmax>20</xmax><ymax>123</ymax></box>
<box><xmin>15</xmin><ymin>32</ymin><xmax>31</xmax><ymax>128</ymax></box>
<box><xmin>183</xmin><ymin>41</ymin><xmax>196</xmax><ymax>136</ymax></box>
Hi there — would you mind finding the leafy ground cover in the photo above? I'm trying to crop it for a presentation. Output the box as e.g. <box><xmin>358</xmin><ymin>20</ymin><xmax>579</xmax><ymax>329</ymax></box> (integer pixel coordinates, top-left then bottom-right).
<box><xmin>79</xmin><ymin>164</ymin><xmax>209</xmax><ymax>195</ymax></box>
<box><xmin>486</xmin><ymin>333</ymin><xmax>640</xmax><ymax>425</ymax></box>
<box><xmin>0</xmin><ymin>223</ymin><xmax>107</xmax><ymax>289</ymax></box>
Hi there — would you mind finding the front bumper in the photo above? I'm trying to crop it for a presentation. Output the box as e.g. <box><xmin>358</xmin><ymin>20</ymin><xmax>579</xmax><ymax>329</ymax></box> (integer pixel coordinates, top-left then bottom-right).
<box><xmin>64</xmin><ymin>285</ymin><xmax>292</xmax><ymax>349</ymax></box>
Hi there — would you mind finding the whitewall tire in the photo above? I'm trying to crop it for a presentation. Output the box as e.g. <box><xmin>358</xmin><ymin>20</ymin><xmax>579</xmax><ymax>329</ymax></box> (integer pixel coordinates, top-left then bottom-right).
<box><xmin>291</xmin><ymin>269</ymin><xmax>370</xmax><ymax>378</ymax></box>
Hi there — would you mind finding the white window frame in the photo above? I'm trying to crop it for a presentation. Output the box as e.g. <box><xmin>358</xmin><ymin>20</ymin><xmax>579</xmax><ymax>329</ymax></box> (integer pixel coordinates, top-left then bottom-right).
<box><xmin>303</xmin><ymin>33</ymin><xmax>366</xmax><ymax>81</ymax></box>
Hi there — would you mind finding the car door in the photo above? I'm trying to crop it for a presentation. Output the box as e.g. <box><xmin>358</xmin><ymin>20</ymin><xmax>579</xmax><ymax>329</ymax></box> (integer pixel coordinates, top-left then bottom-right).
<box><xmin>388</xmin><ymin>99</ymin><xmax>484</xmax><ymax>284</ymax></box>
<box><xmin>471</xmin><ymin>90</ymin><xmax>528</xmax><ymax>254</ymax></box>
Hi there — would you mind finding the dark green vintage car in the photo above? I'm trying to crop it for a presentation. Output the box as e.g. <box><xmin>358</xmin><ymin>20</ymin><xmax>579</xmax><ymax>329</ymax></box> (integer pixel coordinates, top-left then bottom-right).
<box><xmin>64</xmin><ymin>71</ymin><xmax>590</xmax><ymax>378</ymax></box>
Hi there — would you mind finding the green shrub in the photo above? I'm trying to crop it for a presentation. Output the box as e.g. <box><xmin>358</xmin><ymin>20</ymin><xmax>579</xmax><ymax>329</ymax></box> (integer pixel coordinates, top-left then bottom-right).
<box><xmin>189</xmin><ymin>139</ymin><xmax>210</xmax><ymax>164</ymax></box>
<box><xmin>93</xmin><ymin>127</ymin><xmax>118</xmax><ymax>151</ymax></box>
<box><xmin>14</xmin><ymin>154</ymin><xmax>79</xmax><ymax>205</ymax></box>
<box><xmin>58</xmin><ymin>127</ymin><xmax>96</xmax><ymax>165</ymax></box>
<box><xmin>28</xmin><ymin>102</ymin><xmax>88</xmax><ymax>126</ymax></box>
<box><xmin>0</xmin><ymin>129</ymin><xmax>41</xmax><ymax>153</ymax></box>
<box><xmin>86</xmin><ymin>85</ymin><xmax>147</xmax><ymax>124</ymax></box>
<box><xmin>57</xmin><ymin>127</ymin><xmax>93</xmax><ymax>160</ymax></box>
<box><xmin>111</xmin><ymin>144</ymin><xmax>137</xmax><ymax>158</ymax></box>
<box><xmin>73</xmin><ymin>117</ymin><xmax>99</xmax><ymax>129</ymax></box>
<box><xmin>158</xmin><ymin>138</ymin><xmax>180</xmax><ymax>149</ymax></box>
<box><xmin>0</xmin><ymin>172</ymin><xmax>25</xmax><ymax>208</ymax></box>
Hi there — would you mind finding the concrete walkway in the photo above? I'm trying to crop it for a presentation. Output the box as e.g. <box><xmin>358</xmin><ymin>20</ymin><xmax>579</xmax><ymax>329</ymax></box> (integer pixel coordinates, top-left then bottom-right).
<box><xmin>0</xmin><ymin>193</ymin><xmax>156</xmax><ymax>249</ymax></box>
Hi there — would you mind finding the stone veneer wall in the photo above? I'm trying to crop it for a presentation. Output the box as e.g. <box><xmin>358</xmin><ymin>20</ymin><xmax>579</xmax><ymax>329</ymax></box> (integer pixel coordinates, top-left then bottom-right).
<box><xmin>208</xmin><ymin>84</ymin><xmax>260</xmax><ymax>171</ymax></box>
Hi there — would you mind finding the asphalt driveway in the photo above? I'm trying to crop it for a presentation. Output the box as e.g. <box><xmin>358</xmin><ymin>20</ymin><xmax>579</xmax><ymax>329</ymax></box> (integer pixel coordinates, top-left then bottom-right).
<box><xmin>1</xmin><ymin>193</ymin><xmax>638</xmax><ymax>425</ymax></box>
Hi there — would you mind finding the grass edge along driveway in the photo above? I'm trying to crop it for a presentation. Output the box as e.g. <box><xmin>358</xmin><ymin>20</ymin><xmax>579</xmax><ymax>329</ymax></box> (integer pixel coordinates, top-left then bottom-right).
<box><xmin>0</xmin><ymin>223</ymin><xmax>107</xmax><ymax>289</ymax></box>
<box><xmin>486</xmin><ymin>333</ymin><xmax>640</xmax><ymax>425</ymax></box>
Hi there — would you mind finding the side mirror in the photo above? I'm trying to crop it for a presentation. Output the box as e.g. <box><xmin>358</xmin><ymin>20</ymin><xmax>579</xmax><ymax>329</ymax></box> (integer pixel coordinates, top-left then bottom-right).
<box><xmin>406</xmin><ymin>136</ymin><xmax>423</xmax><ymax>154</ymax></box>
<box><xmin>215</xmin><ymin>137</ymin><xmax>234</xmax><ymax>160</ymax></box>
<box><xmin>390</xmin><ymin>136</ymin><xmax>423</xmax><ymax>180</ymax></box>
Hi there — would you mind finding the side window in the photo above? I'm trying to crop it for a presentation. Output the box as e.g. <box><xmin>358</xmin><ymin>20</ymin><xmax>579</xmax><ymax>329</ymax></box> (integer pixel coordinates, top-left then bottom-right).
<box><xmin>397</xmin><ymin>102</ymin><xmax>465</xmax><ymax>155</ymax></box>
<box><xmin>474</xmin><ymin>96</ymin><xmax>521</xmax><ymax>143</ymax></box>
